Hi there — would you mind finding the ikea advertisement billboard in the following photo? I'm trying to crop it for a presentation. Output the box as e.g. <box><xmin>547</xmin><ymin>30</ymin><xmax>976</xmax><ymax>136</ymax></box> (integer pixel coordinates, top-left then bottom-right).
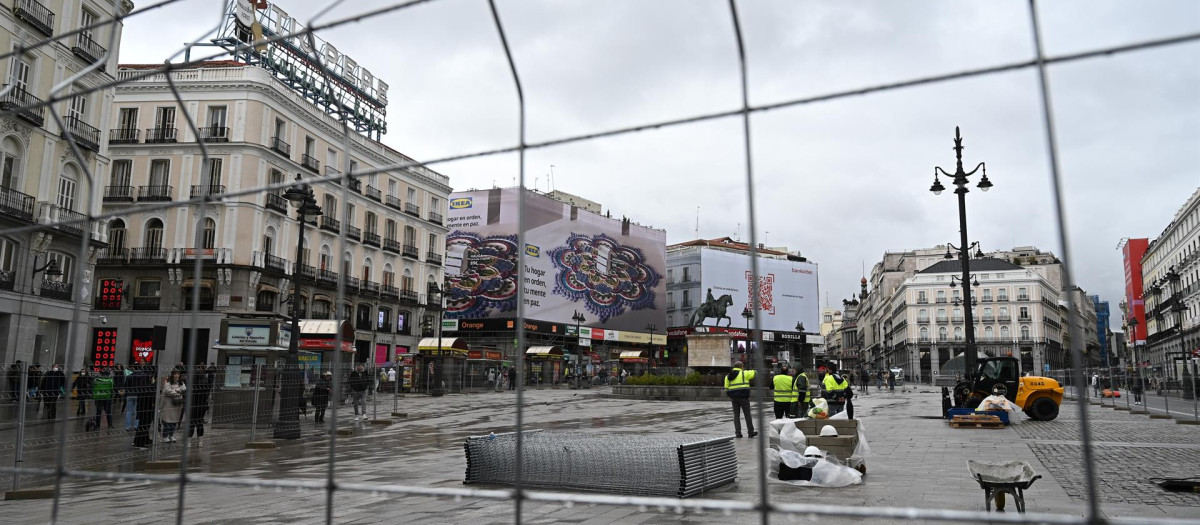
<box><xmin>444</xmin><ymin>188</ymin><xmax>667</xmax><ymax>333</ymax></box>
<box><xmin>696</xmin><ymin>249</ymin><xmax>819</xmax><ymax>333</ymax></box>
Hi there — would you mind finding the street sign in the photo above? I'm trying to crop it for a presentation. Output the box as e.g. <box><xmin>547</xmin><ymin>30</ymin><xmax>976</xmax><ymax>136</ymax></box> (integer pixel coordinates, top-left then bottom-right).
<box><xmin>1044</xmin><ymin>363</ymin><xmax>1050</xmax><ymax>372</ymax></box>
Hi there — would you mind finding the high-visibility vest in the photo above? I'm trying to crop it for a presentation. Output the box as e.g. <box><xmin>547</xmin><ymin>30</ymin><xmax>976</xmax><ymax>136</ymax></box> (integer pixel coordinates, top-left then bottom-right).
<box><xmin>823</xmin><ymin>373</ymin><xmax>849</xmax><ymax>399</ymax></box>
<box><xmin>793</xmin><ymin>373</ymin><xmax>811</xmax><ymax>404</ymax></box>
<box><xmin>725</xmin><ymin>368</ymin><xmax>754</xmax><ymax>391</ymax></box>
<box><xmin>773</xmin><ymin>374</ymin><xmax>797</xmax><ymax>402</ymax></box>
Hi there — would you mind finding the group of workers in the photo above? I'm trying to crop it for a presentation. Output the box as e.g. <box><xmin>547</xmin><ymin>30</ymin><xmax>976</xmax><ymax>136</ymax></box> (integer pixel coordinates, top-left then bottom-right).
<box><xmin>723</xmin><ymin>361</ymin><xmax>856</xmax><ymax>438</ymax></box>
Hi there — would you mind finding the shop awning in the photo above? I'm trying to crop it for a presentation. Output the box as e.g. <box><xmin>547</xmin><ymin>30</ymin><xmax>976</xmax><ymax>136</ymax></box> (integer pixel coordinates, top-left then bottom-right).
<box><xmin>525</xmin><ymin>346</ymin><xmax>563</xmax><ymax>360</ymax></box>
<box><xmin>299</xmin><ymin>320</ymin><xmax>345</xmax><ymax>335</ymax></box>
<box><xmin>213</xmin><ymin>344</ymin><xmax>288</xmax><ymax>353</ymax></box>
<box><xmin>619</xmin><ymin>350</ymin><xmax>649</xmax><ymax>360</ymax></box>
<box><xmin>418</xmin><ymin>337</ymin><xmax>469</xmax><ymax>357</ymax></box>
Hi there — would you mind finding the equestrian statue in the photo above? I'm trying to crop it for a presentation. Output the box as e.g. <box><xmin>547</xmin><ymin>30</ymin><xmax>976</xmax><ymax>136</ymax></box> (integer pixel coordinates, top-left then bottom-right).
<box><xmin>689</xmin><ymin>288</ymin><xmax>734</xmax><ymax>327</ymax></box>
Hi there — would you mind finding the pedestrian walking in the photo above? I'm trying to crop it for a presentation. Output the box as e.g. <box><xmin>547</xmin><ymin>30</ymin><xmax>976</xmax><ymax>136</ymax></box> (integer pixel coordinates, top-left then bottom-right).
<box><xmin>772</xmin><ymin>367</ymin><xmax>797</xmax><ymax>420</ymax></box>
<box><xmin>387</xmin><ymin>367</ymin><xmax>397</xmax><ymax>390</ymax></box>
<box><xmin>72</xmin><ymin>368</ymin><xmax>93</xmax><ymax>416</ymax></box>
<box><xmin>131</xmin><ymin>366</ymin><xmax>155</xmax><ymax>447</ymax></box>
<box><xmin>507</xmin><ymin>367</ymin><xmax>516</xmax><ymax>391</ymax></box>
<box><xmin>1132</xmin><ymin>374</ymin><xmax>1144</xmax><ymax>405</ymax></box>
<box><xmin>39</xmin><ymin>364</ymin><xmax>66</xmax><ymax>420</ymax></box>
<box><xmin>160</xmin><ymin>369</ymin><xmax>187</xmax><ymax>443</ymax></box>
<box><xmin>724</xmin><ymin>361</ymin><xmax>758</xmax><ymax>438</ymax></box>
<box><xmin>348</xmin><ymin>364</ymin><xmax>371</xmax><ymax>420</ymax></box>
<box><xmin>1091</xmin><ymin>373</ymin><xmax>1100</xmax><ymax>397</ymax></box>
<box><xmin>875</xmin><ymin>370</ymin><xmax>884</xmax><ymax>391</ymax></box>
<box><xmin>312</xmin><ymin>372</ymin><xmax>331</xmax><ymax>424</ymax></box>
<box><xmin>187</xmin><ymin>364</ymin><xmax>211</xmax><ymax>447</ymax></box>
<box><xmin>91</xmin><ymin>369</ymin><xmax>115</xmax><ymax>430</ymax></box>
<box><xmin>28</xmin><ymin>364</ymin><xmax>42</xmax><ymax>404</ymax></box>
<box><xmin>887</xmin><ymin>370</ymin><xmax>896</xmax><ymax>392</ymax></box>
<box><xmin>858</xmin><ymin>368</ymin><xmax>869</xmax><ymax>395</ymax></box>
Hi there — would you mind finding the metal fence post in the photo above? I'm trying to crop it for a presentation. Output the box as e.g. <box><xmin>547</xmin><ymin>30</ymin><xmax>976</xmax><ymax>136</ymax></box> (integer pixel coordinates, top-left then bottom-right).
<box><xmin>1192</xmin><ymin>361</ymin><xmax>1197</xmax><ymax>422</ymax></box>
<box><xmin>12</xmin><ymin>362</ymin><xmax>28</xmax><ymax>491</ymax></box>
<box><xmin>250</xmin><ymin>365</ymin><xmax>261</xmax><ymax>443</ymax></box>
<box><xmin>150</xmin><ymin>365</ymin><xmax>164</xmax><ymax>462</ymax></box>
<box><xmin>393</xmin><ymin>365</ymin><xmax>399</xmax><ymax>414</ymax></box>
<box><xmin>1123</xmin><ymin>367</ymin><xmax>1131</xmax><ymax>410</ymax></box>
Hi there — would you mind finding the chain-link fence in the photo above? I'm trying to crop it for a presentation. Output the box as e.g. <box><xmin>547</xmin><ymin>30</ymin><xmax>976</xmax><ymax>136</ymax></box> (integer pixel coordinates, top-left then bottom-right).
<box><xmin>0</xmin><ymin>0</ymin><xmax>1198</xmax><ymax>523</ymax></box>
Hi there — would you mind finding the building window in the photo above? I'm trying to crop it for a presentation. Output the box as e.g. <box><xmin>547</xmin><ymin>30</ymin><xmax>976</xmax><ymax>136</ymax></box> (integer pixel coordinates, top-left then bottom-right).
<box><xmin>201</xmin><ymin>218</ymin><xmax>216</xmax><ymax>249</ymax></box>
<box><xmin>936</xmin><ymin>290</ymin><xmax>946</xmax><ymax>303</ymax></box>
<box><xmin>67</xmin><ymin>92</ymin><xmax>87</xmax><ymax>124</ymax></box>
<box><xmin>144</xmin><ymin>219</ymin><xmax>164</xmax><ymax>251</ymax></box>
<box><xmin>938</xmin><ymin>327</ymin><xmax>947</xmax><ymax>341</ymax></box>
<box><xmin>919</xmin><ymin>327</ymin><xmax>929</xmax><ymax>340</ymax></box>
<box><xmin>57</xmin><ymin>171</ymin><xmax>77</xmax><ymax>211</ymax></box>
<box><xmin>111</xmin><ymin>160</ymin><xmax>131</xmax><ymax>187</ymax></box>
<box><xmin>917</xmin><ymin>309</ymin><xmax>927</xmax><ymax>321</ymax></box>
<box><xmin>261</xmin><ymin>231</ymin><xmax>273</xmax><ymax>256</ymax></box>
<box><xmin>155</xmin><ymin>106</ymin><xmax>176</xmax><ymax>130</ymax></box>
<box><xmin>207</xmin><ymin>105</ymin><xmax>226</xmax><ymax>129</ymax></box>
<box><xmin>312</xmin><ymin>300</ymin><xmax>331</xmax><ymax>319</ymax></box>
<box><xmin>387</xmin><ymin>179</ymin><xmax>396</xmax><ymax>198</ymax></box>
<box><xmin>385</xmin><ymin>219</ymin><xmax>396</xmax><ymax>241</ymax></box>
<box><xmin>108</xmin><ymin>219</ymin><xmax>126</xmax><ymax>251</ymax></box>
<box><xmin>136</xmin><ymin>279</ymin><xmax>161</xmax><ymax>298</ymax></box>
<box><xmin>984</xmin><ymin>326</ymin><xmax>994</xmax><ymax>339</ymax></box>
<box><xmin>323</xmin><ymin>195</ymin><xmax>337</xmax><ymax>219</ymax></box>
<box><xmin>149</xmin><ymin>159</ymin><xmax>170</xmax><ymax>188</ymax></box>
<box><xmin>428</xmin><ymin>233</ymin><xmax>437</xmax><ymax>253</ymax></box>
<box><xmin>952</xmin><ymin>289</ymin><xmax>961</xmax><ymax>301</ymax></box>
<box><xmin>383</xmin><ymin>270</ymin><xmax>395</xmax><ymax>288</ymax></box>
<box><xmin>404</xmin><ymin>225</ymin><xmax>416</xmax><ymax>245</ymax></box>
<box><xmin>1020</xmin><ymin>325</ymin><xmax>1031</xmax><ymax>340</ymax></box>
<box><xmin>917</xmin><ymin>290</ymin><xmax>927</xmax><ymax>303</ymax></box>
<box><xmin>407</xmin><ymin>187</ymin><xmax>415</xmax><ymax>203</ymax></box>
<box><xmin>202</xmin><ymin>158</ymin><xmax>222</xmax><ymax>188</ymax></box>
<box><xmin>365</xmin><ymin>212</ymin><xmax>377</xmax><ymax>234</ymax></box>
<box><xmin>1001</xmin><ymin>325</ymin><xmax>1010</xmax><ymax>339</ymax></box>
<box><xmin>982</xmin><ymin>289</ymin><xmax>992</xmax><ymax>301</ymax></box>
<box><xmin>256</xmin><ymin>290</ymin><xmax>276</xmax><ymax>312</ymax></box>
<box><xmin>682</xmin><ymin>267</ymin><xmax>690</xmax><ymax>282</ymax></box>
<box><xmin>682</xmin><ymin>289</ymin><xmax>690</xmax><ymax>307</ymax></box>
<box><xmin>9</xmin><ymin>55</ymin><xmax>32</xmax><ymax>95</ymax></box>
<box><xmin>998</xmin><ymin>289</ymin><xmax>1008</xmax><ymax>301</ymax></box>
<box><xmin>1019</xmin><ymin>306</ymin><xmax>1030</xmax><ymax>320</ymax></box>
<box><xmin>0</xmin><ymin>238</ymin><xmax>18</xmax><ymax>272</ymax></box>
<box><xmin>1</xmin><ymin>137</ymin><xmax>23</xmax><ymax>189</ymax></box>
<box><xmin>305</xmin><ymin>136</ymin><xmax>315</xmax><ymax>157</ymax></box>
<box><xmin>954</xmin><ymin>326</ymin><xmax>963</xmax><ymax>341</ymax></box>
<box><xmin>1018</xmin><ymin>287</ymin><xmax>1028</xmax><ymax>300</ymax></box>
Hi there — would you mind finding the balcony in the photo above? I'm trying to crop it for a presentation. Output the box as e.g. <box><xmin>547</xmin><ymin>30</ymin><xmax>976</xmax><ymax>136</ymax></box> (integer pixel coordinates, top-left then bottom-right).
<box><xmin>935</xmin><ymin>297</ymin><xmax>947</xmax><ymax>304</ymax></box>
<box><xmin>0</xmin><ymin>185</ymin><xmax>37</xmax><ymax>221</ymax></box>
<box><xmin>138</xmin><ymin>185</ymin><xmax>172</xmax><ymax>201</ymax></box>
<box><xmin>383</xmin><ymin>238</ymin><xmax>401</xmax><ymax>254</ymax></box>
<box><xmin>71</xmin><ymin>33</ymin><xmax>105</xmax><ymax>66</ymax></box>
<box><xmin>982</xmin><ymin>315</ymin><xmax>996</xmax><ymax>322</ymax></box>
<box><xmin>402</xmin><ymin>244</ymin><xmax>419</xmax><ymax>259</ymax></box>
<box><xmin>996</xmin><ymin>295</ymin><xmax>1009</xmax><ymax>303</ymax></box>
<box><xmin>54</xmin><ymin>207</ymin><xmax>86</xmax><ymax>237</ymax></box>
<box><xmin>301</xmin><ymin>154</ymin><xmax>320</xmax><ymax>173</ymax></box>
<box><xmin>1017</xmin><ymin>295</ymin><xmax>1030</xmax><ymax>302</ymax></box>
<box><xmin>667</xmin><ymin>302</ymin><xmax>677</xmax><ymax>311</ymax></box>
<box><xmin>385</xmin><ymin>195</ymin><xmax>403</xmax><ymax>210</ymax></box>
<box><xmin>129</xmin><ymin>247</ymin><xmax>167</xmax><ymax>264</ymax></box>
<box><xmin>294</xmin><ymin>263</ymin><xmax>317</xmax><ymax>281</ymax></box>
<box><xmin>426</xmin><ymin>252</ymin><xmax>443</xmax><ymax>265</ymax></box>
<box><xmin>399</xmin><ymin>289</ymin><xmax>419</xmax><ymax>304</ymax></box>
<box><xmin>404</xmin><ymin>202</ymin><xmax>420</xmax><ymax>217</ymax></box>
<box><xmin>380</xmin><ymin>285</ymin><xmax>399</xmax><ymax>299</ymax></box>
<box><xmin>271</xmin><ymin>136</ymin><xmax>290</xmax><ymax>157</ymax></box>
<box><xmin>998</xmin><ymin>314</ymin><xmax>1012</xmax><ymax>322</ymax></box>
<box><xmin>429</xmin><ymin>211</ymin><xmax>443</xmax><ymax>225</ymax></box>
<box><xmin>936</xmin><ymin>316</ymin><xmax>949</xmax><ymax>324</ymax></box>
<box><xmin>917</xmin><ymin>317</ymin><xmax>929</xmax><ymax>324</ymax></box>
<box><xmin>952</xmin><ymin>316</ymin><xmax>964</xmax><ymax>323</ymax></box>
<box><xmin>13</xmin><ymin>0</ymin><xmax>55</xmax><ymax>37</ymax></box>
<box><xmin>916</xmin><ymin>298</ymin><xmax>928</xmax><ymax>304</ymax></box>
<box><xmin>1018</xmin><ymin>315</ymin><xmax>1032</xmax><ymax>321</ymax></box>
<box><xmin>61</xmin><ymin>116</ymin><xmax>100</xmax><ymax>153</ymax></box>
<box><xmin>365</xmin><ymin>186</ymin><xmax>381</xmax><ymax>201</ymax></box>
<box><xmin>109</xmin><ymin>128</ymin><xmax>139</xmax><ymax>144</ymax></box>
<box><xmin>348</xmin><ymin>178</ymin><xmax>361</xmax><ymax>192</ymax></box>
<box><xmin>681</xmin><ymin>300</ymin><xmax>693</xmax><ymax>309</ymax></box>
<box><xmin>182</xmin><ymin>299</ymin><xmax>215</xmax><ymax>311</ymax></box>
<box><xmin>362</xmin><ymin>231</ymin><xmax>380</xmax><ymax>247</ymax></box>
<box><xmin>319</xmin><ymin>216</ymin><xmax>340</xmax><ymax>233</ymax></box>
<box><xmin>129</xmin><ymin>297</ymin><xmax>159</xmax><ymax>311</ymax></box>
<box><xmin>981</xmin><ymin>297</ymin><xmax>993</xmax><ymax>303</ymax></box>
<box><xmin>146</xmin><ymin>127</ymin><xmax>177</xmax><ymax>143</ymax></box>
<box><xmin>190</xmin><ymin>185</ymin><xmax>226</xmax><ymax>198</ymax></box>
<box><xmin>0</xmin><ymin>269</ymin><xmax>14</xmax><ymax>291</ymax></box>
<box><xmin>345</xmin><ymin>277</ymin><xmax>360</xmax><ymax>292</ymax></box>
<box><xmin>97</xmin><ymin>247</ymin><xmax>127</xmax><ymax>265</ymax></box>
<box><xmin>376</xmin><ymin>322</ymin><xmax>391</xmax><ymax>333</ymax></box>
<box><xmin>363</xmin><ymin>281</ymin><xmax>380</xmax><ymax>296</ymax></box>
<box><xmin>39</xmin><ymin>280</ymin><xmax>72</xmax><ymax>301</ymax></box>
<box><xmin>346</xmin><ymin>224</ymin><xmax>361</xmax><ymax>241</ymax></box>
<box><xmin>263</xmin><ymin>253</ymin><xmax>289</xmax><ymax>274</ymax></box>
<box><xmin>317</xmin><ymin>269</ymin><xmax>339</xmax><ymax>285</ymax></box>
<box><xmin>266</xmin><ymin>192</ymin><xmax>288</xmax><ymax>214</ymax></box>
<box><xmin>200</xmin><ymin>126</ymin><xmax>229</xmax><ymax>143</ymax></box>
<box><xmin>0</xmin><ymin>86</ymin><xmax>46</xmax><ymax>127</ymax></box>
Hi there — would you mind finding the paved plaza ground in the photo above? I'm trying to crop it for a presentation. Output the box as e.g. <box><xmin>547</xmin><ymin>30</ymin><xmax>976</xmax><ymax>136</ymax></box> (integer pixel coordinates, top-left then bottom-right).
<box><xmin>2</xmin><ymin>385</ymin><xmax>1198</xmax><ymax>524</ymax></box>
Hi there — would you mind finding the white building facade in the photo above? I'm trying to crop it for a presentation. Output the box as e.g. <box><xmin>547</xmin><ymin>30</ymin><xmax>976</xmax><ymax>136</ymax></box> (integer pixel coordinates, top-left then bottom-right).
<box><xmin>1141</xmin><ymin>187</ymin><xmax>1199</xmax><ymax>379</ymax></box>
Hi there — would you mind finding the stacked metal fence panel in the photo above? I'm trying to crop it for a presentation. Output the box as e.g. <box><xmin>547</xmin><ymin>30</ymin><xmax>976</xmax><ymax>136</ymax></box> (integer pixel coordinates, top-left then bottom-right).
<box><xmin>464</xmin><ymin>431</ymin><xmax>737</xmax><ymax>498</ymax></box>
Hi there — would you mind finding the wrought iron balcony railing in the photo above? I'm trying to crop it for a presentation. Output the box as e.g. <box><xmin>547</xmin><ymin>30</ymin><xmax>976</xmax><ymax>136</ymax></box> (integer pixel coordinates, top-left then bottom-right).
<box><xmin>301</xmin><ymin>154</ymin><xmax>320</xmax><ymax>173</ymax></box>
<box><xmin>0</xmin><ymin>85</ymin><xmax>45</xmax><ymax>127</ymax></box>
<box><xmin>402</xmin><ymin>244</ymin><xmax>419</xmax><ymax>259</ymax></box>
<box><xmin>271</xmin><ymin>136</ymin><xmax>291</xmax><ymax>157</ymax></box>
<box><xmin>146</xmin><ymin>127</ymin><xmax>177</xmax><ymax>143</ymax></box>
<box><xmin>0</xmin><ymin>185</ymin><xmax>36</xmax><ymax>222</ymax></box>
<box><xmin>13</xmin><ymin>0</ymin><xmax>55</xmax><ymax>37</ymax></box>
<box><xmin>71</xmin><ymin>33</ymin><xmax>105</xmax><ymax>65</ymax></box>
<box><xmin>109</xmin><ymin>128</ymin><xmax>139</xmax><ymax>144</ymax></box>
<box><xmin>200</xmin><ymin>126</ymin><xmax>229</xmax><ymax>142</ymax></box>
<box><xmin>383</xmin><ymin>238</ymin><xmax>401</xmax><ymax>254</ymax></box>
<box><xmin>137</xmin><ymin>185</ymin><xmax>172</xmax><ymax>201</ymax></box>
<box><xmin>61</xmin><ymin>116</ymin><xmax>100</xmax><ymax>153</ymax></box>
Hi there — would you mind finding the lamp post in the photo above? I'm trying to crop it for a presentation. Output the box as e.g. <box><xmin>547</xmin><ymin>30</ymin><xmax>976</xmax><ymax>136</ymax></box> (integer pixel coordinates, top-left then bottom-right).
<box><xmin>741</xmin><ymin>306</ymin><xmax>754</xmax><ymax>362</ymax></box>
<box><xmin>572</xmin><ymin>310</ymin><xmax>586</xmax><ymax>381</ymax></box>
<box><xmin>794</xmin><ymin>322</ymin><xmax>805</xmax><ymax>371</ymax></box>
<box><xmin>1128</xmin><ymin>317</ymin><xmax>1140</xmax><ymax>371</ymax></box>
<box><xmin>428</xmin><ymin>281</ymin><xmax>446</xmax><ymax>397</ymax></box>
<box><xmin>275</xmin><ymin>174</ymin><xmax>321</xmax><ymax>439</ymax></box>
<box><xmin>929</xmin><ymin>126</ymin><xmax>993</xmax><ymax>380</ymax></box>
<box><xmin>645</xmin><ymin>322</ymin><xmax>658</xmax><ymax>366</ymax></box>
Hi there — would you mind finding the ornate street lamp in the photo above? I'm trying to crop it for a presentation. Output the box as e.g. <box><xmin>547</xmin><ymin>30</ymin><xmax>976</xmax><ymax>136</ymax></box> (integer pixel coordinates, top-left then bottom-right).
<box><xmin>572</xmin><ymin>310</ymin><xmax>586</xmax><ymax>381</ymax></box>
<box><xmin>275</xmin><ymin>174</ymin><xmax>322</xmax><ymax>439</ymax></box>
<box><xmin>930</xmin><ymin>127</ymin><xmax>993</xmax><ymax>379</ymax></box>
<box><xmin>428</xmin><ymin>281</ymin><xmax>446</xmax><ymax>396</ymax></box>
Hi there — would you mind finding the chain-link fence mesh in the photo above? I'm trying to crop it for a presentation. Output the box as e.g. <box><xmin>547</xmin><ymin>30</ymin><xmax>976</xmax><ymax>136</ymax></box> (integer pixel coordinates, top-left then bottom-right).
<box><xmin>0</xmin><ymin>0</ymin><xmax>1198</xmax><ymax>523</ymax></box>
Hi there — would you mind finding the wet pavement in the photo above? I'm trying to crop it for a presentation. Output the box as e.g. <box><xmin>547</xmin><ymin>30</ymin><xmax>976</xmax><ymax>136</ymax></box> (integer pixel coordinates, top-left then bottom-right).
<box><xmin>2</xmin><ymin>386</ymin><xmax>1198</xmax><ymax>524</ymax></box>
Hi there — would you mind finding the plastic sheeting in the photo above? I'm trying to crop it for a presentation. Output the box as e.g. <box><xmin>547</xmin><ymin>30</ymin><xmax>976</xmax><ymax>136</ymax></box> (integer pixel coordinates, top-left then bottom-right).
<box><xmin>765</xmin><ymin>417</ymin><xmax>867</xmax><ymax>487</ymax></box>
<box><xmin>977</xmin><ymin>394</ymin><xmax>1023</xmax><ymax>425</ymax></box>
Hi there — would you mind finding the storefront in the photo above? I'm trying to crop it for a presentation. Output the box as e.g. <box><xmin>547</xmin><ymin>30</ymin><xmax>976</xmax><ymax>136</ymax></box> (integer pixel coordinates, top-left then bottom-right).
<box><xmin>417</xmin><ymin>337</ymin><xmax>470</xmax><ymax>393</ymax></box>
<box><xmin>296</xmin><ymin>320</ymin><xmax>357</xmax><ymax>371</ymax></box>
<box><xmin>465</xmin><ymin>349</ymin><xmax>504</xmax><ymax>389</ymax></box>
<box><xmin>525</xmin><ymin>346</ymin><xmax>564</xmax><ymax>385</ymax></box>
<box><xmin>618</xmin><ymin>349</ymin><xmax>650</xmax><ymax>376</ymax></box>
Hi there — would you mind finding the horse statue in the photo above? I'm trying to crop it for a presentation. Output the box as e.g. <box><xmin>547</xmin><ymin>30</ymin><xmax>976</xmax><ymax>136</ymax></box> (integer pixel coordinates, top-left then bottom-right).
<box><xmin>689</xmin><ymin>294</ymin><xmax>734</xmax><ymax>327</ymax></box>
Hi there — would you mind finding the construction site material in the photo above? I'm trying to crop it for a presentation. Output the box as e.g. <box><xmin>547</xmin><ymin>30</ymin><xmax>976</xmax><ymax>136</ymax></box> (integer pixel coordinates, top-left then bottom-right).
<box><xmin>463</xmin><ymin>430</ymin><xmax>736</xmax><ymax>498</ymax></box>
<box><xmin>950</xmin><ymin>414</ymin><xmax>1005</xmax><ymax>429</ymax></box>
<box><xmin>967</xmin><ymin>460</ymin><xmax>1041</xmax><ymax>512</ymax></box>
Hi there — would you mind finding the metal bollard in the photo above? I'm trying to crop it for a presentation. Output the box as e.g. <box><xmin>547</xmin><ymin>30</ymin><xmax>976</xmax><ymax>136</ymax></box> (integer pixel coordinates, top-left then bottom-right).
<box><xmin>393</xmin><ymin>366</ymin><xmax>399</xmax><ymax>413</ymax></box>
<box><xmin>250</xmin><ymin>365</ymin><xmax>261</xmax><ymax>443</ymax></box>
<box><xmin>12</xmin><ymin>362</ymin><xmax>28</xmax><ymax>491</ymax></box>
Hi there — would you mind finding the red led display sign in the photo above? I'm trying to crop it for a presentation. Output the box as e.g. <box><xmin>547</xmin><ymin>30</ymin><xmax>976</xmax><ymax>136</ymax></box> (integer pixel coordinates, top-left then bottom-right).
<box><xmin>132</xmin><ymin>338</ymin><xmax>155</xmax><ymax>364</ymax></box>
<box><xmin>97</xmin><ymin>279</ymin><xmax>123</xmax><ymax>310</ymax></box>
<box><xmin>92</xmin><ymin>328</ymin><xmax>118</xmax><ymax>367</ymax></box>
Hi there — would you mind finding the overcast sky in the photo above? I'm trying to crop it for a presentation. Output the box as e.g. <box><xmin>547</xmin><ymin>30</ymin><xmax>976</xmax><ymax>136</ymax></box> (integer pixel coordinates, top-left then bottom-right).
<box><xmin>119</xmin><ymin>0</ymin><xmax>1200</xmax><ymax>329</ymax></box>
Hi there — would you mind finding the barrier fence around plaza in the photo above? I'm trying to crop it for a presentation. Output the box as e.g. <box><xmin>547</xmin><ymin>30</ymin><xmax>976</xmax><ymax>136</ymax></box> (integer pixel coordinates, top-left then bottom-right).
<box><xmin>0</xmin><ymin>1</ymin><xmax>1197</xmax><ymax>524</ymax></box>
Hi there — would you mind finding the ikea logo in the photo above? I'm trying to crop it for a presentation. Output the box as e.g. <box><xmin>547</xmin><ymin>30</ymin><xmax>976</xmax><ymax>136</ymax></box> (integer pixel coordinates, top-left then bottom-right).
<box><xmin>525</xmin><ymin>244</ymin><xmax>540</xmax><ymax>257</ymax></box>
<box><xmin>449</xmin><ymin>197</ymin><xmax>473</xmax><ymax>209</ymax></box>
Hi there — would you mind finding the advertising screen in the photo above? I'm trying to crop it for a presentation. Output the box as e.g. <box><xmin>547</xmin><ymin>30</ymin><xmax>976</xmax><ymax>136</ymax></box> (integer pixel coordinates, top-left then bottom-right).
<box><xmin>696</xmin><ymin>249</ymin><xmax>819</xmax><ymax>333</ymax></box>
<box><xmin>444</xmin><ymin>188</ymin><xmax>667</xmax><ymax>332</ymax></box>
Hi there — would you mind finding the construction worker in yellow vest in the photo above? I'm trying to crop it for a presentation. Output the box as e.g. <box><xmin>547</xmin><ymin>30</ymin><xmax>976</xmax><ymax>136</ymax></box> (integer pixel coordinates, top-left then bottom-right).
<box><xmin>822</xmin><ymin>366</ymin><xmax>853</xmax><ymax>417</ymax></box>
<box><xmin>724</xmin><ymin>361</ymin><xmax>758</xmax><ymax>438</ymax></box>
<box><xmin>791</xmin><ymin>365</ymin><xmax>811</xmax><ymax>418</ymax></box>
<box><xmin>772</xmin><ymin>367</ymin><xmax>797</xmax><ymax>419</ymax></box>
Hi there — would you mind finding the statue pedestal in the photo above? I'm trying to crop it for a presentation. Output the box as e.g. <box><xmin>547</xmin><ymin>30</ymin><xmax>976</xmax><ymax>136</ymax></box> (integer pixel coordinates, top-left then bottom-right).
<box><xmin>686</xmin><ymin>333</ymin><xmax>734</xmax><ymax>370</ymax></box>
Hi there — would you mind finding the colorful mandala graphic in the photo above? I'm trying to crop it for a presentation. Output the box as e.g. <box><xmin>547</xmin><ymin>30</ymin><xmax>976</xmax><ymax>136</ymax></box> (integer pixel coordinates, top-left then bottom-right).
<box><xmin>444</xmin><ymin>231</ymin><xmax>520</xmax><ymax>318</ymax></box>
<box><xmin>549</xmin><ymin>233</ymin><xmax>661</xmax><ymax>322</ymax></box>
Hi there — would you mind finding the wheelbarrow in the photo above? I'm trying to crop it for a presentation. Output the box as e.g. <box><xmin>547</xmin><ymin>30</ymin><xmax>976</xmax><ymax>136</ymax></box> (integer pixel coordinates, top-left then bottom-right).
<box><xmin>966</xmin><ymin>460</ymin><xmax>1041</xmax><ymax>513</ymax></box>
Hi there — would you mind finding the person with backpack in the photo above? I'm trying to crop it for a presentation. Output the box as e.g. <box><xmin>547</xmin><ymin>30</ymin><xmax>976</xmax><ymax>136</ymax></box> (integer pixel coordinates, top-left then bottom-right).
<box><xmin>72</xmin><ymin>368</ymin><xmax>93</xmax><ymax>416</ymax></box>
<box><xmin>91</xmin><ymin>369</ymin><xmax>115</xmax><ymax>430</ymax></box>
